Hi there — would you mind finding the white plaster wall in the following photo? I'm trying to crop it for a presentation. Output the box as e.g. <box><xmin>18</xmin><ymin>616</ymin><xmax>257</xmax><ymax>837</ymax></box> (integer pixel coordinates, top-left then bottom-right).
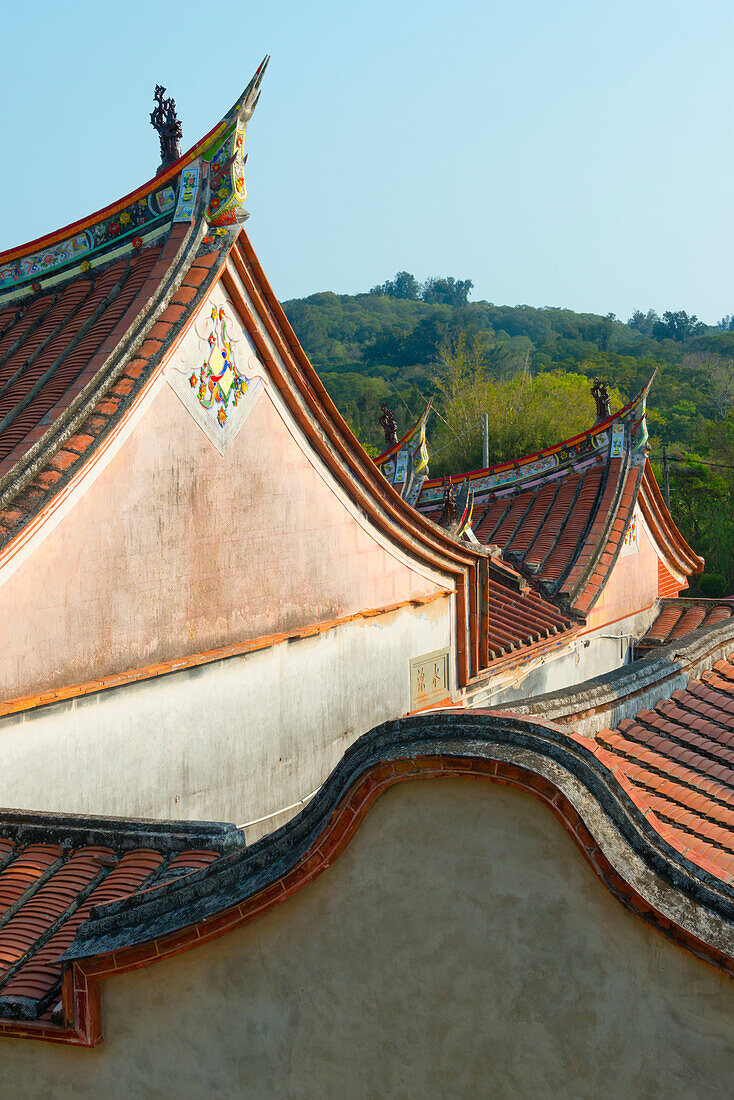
<box><xmin>0</xmin><ymin>598</ymin><xmax>451</xmax><ymax>829</ymax></box>
<box><xmin>3</xmin><ymin>780</ymin><xmax>734</xmax><ymax>1097</ymax></box>
<box><xmin>465</xmin><ymin>603</ymin><xmax>658</xmax><ymax>709</ymax></box>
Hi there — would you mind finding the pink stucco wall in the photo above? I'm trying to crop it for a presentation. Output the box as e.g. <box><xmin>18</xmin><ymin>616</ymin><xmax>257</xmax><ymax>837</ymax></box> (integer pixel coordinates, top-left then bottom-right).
<box><xmin>585</xmin><ymin>509</ymin><xmax>659</xmax><ymax>631</ymax></box>
<box><xmin>0</xmin><ymin>382</ymin><xmax>443</xmax><ymax>700</ymax></box>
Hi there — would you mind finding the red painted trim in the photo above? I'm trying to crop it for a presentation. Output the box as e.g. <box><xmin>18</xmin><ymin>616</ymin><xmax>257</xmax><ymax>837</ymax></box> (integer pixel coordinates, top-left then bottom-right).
<box><xmin>639</xmin><ymin>460</ymin><xmax>703</xmax><ymax>576</ymax></box>
<box><xmin>224</xmin><ymin>234</ymin><xmax>487</xmax><ymax>684</ymax></box>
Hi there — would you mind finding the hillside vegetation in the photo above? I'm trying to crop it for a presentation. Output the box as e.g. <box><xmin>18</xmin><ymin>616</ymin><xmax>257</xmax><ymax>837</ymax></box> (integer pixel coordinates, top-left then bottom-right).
<box><xmin>282</xmin><ymin>278</ymin><xmax>734</xmax><ymax>594</ymax></box>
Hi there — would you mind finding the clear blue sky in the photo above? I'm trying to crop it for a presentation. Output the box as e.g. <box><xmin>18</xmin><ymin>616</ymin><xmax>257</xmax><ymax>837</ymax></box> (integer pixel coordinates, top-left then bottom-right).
<box><xmin>4</xmin><ymin>1</ymin><xmax>733</xmax><ymax>321</ymax></box>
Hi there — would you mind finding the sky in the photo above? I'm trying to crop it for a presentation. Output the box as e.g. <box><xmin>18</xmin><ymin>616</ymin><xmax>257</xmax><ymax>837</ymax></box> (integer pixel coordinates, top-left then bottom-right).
<box><xmin>3</xmin><ymin>0</ymin><xmax>734</xmax><ymax>322</ymax></box>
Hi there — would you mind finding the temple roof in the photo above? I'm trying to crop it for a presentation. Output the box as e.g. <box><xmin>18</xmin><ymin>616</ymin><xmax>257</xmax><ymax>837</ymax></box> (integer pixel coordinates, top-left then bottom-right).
<box><xmin>0</xmin><ymin>61</ymin><xmax>272</xmax><ymax>548</ymax></box>
<box><xmin>415</xmin><ymin>383</ymin><xmax>703</xmax><ymax>617</ymax></box>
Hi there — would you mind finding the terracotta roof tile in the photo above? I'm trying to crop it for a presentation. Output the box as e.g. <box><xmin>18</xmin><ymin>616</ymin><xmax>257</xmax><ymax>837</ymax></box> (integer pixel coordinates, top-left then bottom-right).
<box><xmin>594</xmin><ymin>652</ymin><xmax>734</xmax><ymax>880</ymax></box>
<box><xmin>637</xmin><ymin>599</ymin><xmax>733</xmax><ymax>652</ymax></box>
<box><xmin>0</xmin><ymin>247</ymin><xmax>161</xmax><ymax>468</ymax></box>
<box><xmin>0</xmin><ymin>819</ymin><xmax>241</xmax><ymax>1022</ymax></box>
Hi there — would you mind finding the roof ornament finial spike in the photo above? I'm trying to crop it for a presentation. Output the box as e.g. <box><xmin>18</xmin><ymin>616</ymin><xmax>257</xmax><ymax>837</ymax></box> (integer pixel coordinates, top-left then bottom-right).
<box><xmin>236</xmin><ymin>55</ymin><xmax>270</xmax><ymax>126</ymax></box>
<box><xmin>150</xmin><ymin>84</ymin><xmax>182</xmax><ymax>174</ymax></box>
<box><xmin>379</xmin><ymin>402</ymin><xmax>399</xmax><ymax>448</ymax></box>
<box><xmin>438</xmin><ymin>478</ymin><xmax>458</xmax><ymax>528</ymax></box>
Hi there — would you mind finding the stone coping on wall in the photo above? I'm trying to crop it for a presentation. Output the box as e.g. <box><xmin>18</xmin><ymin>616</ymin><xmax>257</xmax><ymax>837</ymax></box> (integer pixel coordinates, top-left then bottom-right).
<box><xmin>499</xmin><ymin>614</ymin><xmax>734</xmax><ymax>736</ymax></box>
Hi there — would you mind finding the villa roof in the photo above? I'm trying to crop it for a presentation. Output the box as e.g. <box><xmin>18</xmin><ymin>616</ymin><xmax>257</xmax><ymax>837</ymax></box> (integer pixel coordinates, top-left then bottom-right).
<box><xmin>637</xmin><ymin>598</ymin><xmax>734</xmax><ymax>653</ymax></box>
<box><xmin>0</xmin><ymin>812</ymin><xmax>241</xmax><ymax>1029</ymax></box>
<box><xmin>415</xmin><ymin>385</ymin><xmax>703</xmax><ymax>616</ymax></box>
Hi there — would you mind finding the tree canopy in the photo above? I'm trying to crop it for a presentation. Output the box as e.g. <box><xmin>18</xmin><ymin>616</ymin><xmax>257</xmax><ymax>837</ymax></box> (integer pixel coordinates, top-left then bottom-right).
<box><xmin>283</xmin><ymin>279</ymin><xmax>734</xmax><ymax>593</ymax></box>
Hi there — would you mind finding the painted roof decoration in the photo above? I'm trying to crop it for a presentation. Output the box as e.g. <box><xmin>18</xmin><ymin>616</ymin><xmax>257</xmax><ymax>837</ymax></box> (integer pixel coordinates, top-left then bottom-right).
<box><xmin>0</xmin><ymin>58</ymin><xmax>510</xmax><ymax>700</ymax></box>
<box><xmin>375</xmin><ymin>401</ymin><xmax>431</xmax><ymax>506</ymax></box>
<box><xmin>414</xmin><ymin>378</ymin><xmax>703</xmax><ymax>617</ymax></box>
<box><xmin>0</xmin><ymin>60</ymin><xmax>272</xmax><ymax>550</ymax></box>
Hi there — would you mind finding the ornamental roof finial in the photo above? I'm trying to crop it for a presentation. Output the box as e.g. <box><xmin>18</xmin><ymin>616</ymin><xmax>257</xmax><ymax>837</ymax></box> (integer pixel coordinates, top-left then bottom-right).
<box><xmin>438</xmin><ymin>478</ymin><xmax>458</xmax><ymax>528</ymax></box>
<box><xmin>379</xmin><ymin>402</ymin><xmax>399</xmax><ymax>448</ymax></box>
<box><xmin>591</xmin><ymin>377</ymin><xmax>611</xmax><ymax>424</ymax></box>
<box><xmin>150</xmin><ymin>85</ymin><xmax>182</xmax><ymax>174</ymax></box>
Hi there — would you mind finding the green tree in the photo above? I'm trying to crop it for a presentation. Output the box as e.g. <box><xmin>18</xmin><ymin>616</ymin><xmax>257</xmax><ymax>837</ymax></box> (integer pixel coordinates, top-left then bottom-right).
<box><xmin>370</xmin><ymin>271</ymin><xmax>421</xmax><ymax>300</ymax></box>
<box><xmin>429</xmin><ymin>334</ymin><xmax>624</xmax><ymax>474</ymax></box>
<box><xmin>422</xmin><ymin>276</ymin><xmax>473</xmax><ymax>307</ymax></box>
<box><xmin>653</xmin><ymin>310</ymin><xmax>705</xmax><ymax>342</ymax></box>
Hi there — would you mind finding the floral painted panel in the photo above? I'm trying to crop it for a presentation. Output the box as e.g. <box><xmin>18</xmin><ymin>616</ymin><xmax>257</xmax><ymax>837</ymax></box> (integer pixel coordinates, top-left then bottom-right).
<box><xmin>167</xmin><ymin>292</ymin><xmax>265</xmax><ymax>456</ymax></box>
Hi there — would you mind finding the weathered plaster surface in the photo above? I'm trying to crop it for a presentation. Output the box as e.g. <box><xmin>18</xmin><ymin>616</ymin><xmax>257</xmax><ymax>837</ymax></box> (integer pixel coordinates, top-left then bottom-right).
<box><xmin>0</xmin><ymin>598</ymin><xmax>451</xmax><ymax>826</ymax></box>
<box><xmin>585</xmin><ymin>505</ymin><xmax>659</xmax><ymax>631</ymax></box>
<box><xmin>0</xmin><ymin>284</ymin><xmax>445</xmax><ymax>701</ymax></box>
<box><xmin>508</xmin><ymin>615</ymin><xmax>734</xmax><ymax>736</ymax></box>
<box><xmin>2</xmin><ymin>780</ymin><xmax>734</xmax><ymax>1097</ymax></box>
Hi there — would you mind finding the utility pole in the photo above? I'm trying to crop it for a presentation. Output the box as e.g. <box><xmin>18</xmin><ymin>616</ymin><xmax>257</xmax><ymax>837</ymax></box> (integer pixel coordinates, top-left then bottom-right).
<box><xmin>482</xmin><ymin>413</ymin><xmax>489</xmax><ymax>469</ymax></box>
<box><xmin>662</xmin><ymin>443</ymin><xmax>671</xmax><ymax>510</ymax></box>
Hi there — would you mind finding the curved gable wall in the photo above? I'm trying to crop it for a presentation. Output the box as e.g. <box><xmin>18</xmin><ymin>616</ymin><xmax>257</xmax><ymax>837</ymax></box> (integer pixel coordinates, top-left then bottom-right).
<box><xmin>0</xmin><ymin>283</ymin><xmax>449</xmax><ymax>701</ymax></box>
<box><xmin>3</xmin><ymin>780</ymin><xmax>733</xmax><ymax>1093</ymax></box>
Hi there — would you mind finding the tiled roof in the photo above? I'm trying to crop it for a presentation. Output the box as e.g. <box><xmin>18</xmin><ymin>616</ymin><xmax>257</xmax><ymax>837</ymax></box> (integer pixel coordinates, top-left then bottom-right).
<box><xmin>483</xmin><ymin>575</ymin><xmax>573</xmax><ymax>661</ymax></box>
<box><xmin>0</xmin><ymin>247</ymin><xmax>161</xmax><ymax>471</ymax></box>
<box><xmin>0</xmin><ymin>238</ymin><xmax>225</xmax><ymax>549</ymax></box>
<box><xmin>0</xmin><ymin>61</ymin><xmax>274</xmax><ymax>550</ymax></box>
<box><xmin>417</xmin><ymin>386</ymin><xmax>702</xmax><ymax>617</ymax></box>
<box><xmin>637</xmin><ymin>599</ymin><xmax>733</xmax><ymax>652</ymax></box>
<box><xmin>593</xmin><ymin>656</ymin><xmax>734</xmax><ymax>883</ymax></box>
<box><xmin>0</xmin><ymin>813</ymin><xmax>241</xmax><ymax>1024</ymax></box>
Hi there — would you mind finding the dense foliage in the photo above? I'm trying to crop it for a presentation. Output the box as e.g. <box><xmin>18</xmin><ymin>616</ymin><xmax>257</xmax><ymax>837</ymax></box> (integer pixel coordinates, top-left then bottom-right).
<box><xmin>283</xmin><ymin>276</ymin><xmax>734</xmax><ymax>593</ymax></box>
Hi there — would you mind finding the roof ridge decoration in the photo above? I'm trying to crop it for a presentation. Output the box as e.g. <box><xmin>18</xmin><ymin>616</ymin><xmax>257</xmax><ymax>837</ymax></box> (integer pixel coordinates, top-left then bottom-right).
<box><xmin>375</xmin><ymin>400</ymin><xmax>431</xmax><ymax>505</ymax></box>
<box><xmin>205</xmin><ymin>57</ymin><xmax>269</xmax><ymax>229</ymax></box>
<box><xmin>150</xmin><ymin>85</ymin><xmax>183</xmax><ymax>172</ymax></box>
<box><xmin>0</xmin><ymin>57</ymin><xmax>269</xmax><ymax>303</ymax></box>
<box><xmin>419</xmin><ymin>375</ymin><xmax>654</xmax><ymax>501</ymax></box>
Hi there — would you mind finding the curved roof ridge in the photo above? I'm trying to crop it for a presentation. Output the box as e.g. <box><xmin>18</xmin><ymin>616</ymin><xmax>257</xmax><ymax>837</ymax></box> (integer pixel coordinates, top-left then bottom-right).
<box><xmin>63</xmin><ymin>704</ymin><xmax>734</xmax><ymax>979</ymax></box>
<box><xmin>639</xmin><ymin>458</ymin><xmax>704</xmax><ymax>575</ymax></box>
<box><xmin>0</xmin><ymin>58</ymin><xmax>270</xmax><ymax>269</ymax></box>
<box><xmin>421</xmin><ymin>376</ymin><xmax>652</xmax><ymax>490</ymax></box>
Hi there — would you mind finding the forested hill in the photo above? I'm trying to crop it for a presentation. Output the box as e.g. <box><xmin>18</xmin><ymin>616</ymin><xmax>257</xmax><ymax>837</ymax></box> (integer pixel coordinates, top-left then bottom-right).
<box><xmin>281</xmin><ymin>284</ymin><xmax>734</xmax><ymax>594</ymax></box>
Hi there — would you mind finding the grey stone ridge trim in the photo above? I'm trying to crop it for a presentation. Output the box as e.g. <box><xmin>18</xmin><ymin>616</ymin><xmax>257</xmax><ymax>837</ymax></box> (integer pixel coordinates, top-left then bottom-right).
<box><xmin>0</xmin><ymin>807</ymin><xmax>245</xmax><ymax>855</ymax></box>
<box><xmin>64</xmin><ymin>711</ymin><xmax>734</xmax><ymax>966</ymax></box>
<box><xmin>503</xmin><ymin>614</ymin><xmax>734</xmax><ymax>737</ymax></box>
<box><xmin>0</xmin><ymin>194</ymin><xmax>238</xmax><ymax>529</ymax></box>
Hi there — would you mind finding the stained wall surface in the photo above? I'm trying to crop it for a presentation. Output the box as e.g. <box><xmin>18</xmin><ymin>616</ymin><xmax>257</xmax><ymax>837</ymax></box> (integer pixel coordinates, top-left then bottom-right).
<box><xmin>0</xmin><ymin>598</ymin><xmax>451</xmax><ymax>826</ymax></box>
<box><xmin>3</xmin><ymin>780</ymin><xmax>734</xmax><ymax>1098</ymax></box>
<box><xmin>0</xmin><ymin>284</ymin><xmax>446</xmax><ymax>701</ymax></box>
<box><xmin>586</xmin><ymin>505</ymin><xmax>660</xmax><ymax>631</ymax></box>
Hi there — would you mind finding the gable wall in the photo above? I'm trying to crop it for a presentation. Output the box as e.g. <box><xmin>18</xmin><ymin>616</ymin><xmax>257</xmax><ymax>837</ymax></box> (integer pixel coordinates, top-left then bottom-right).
<box><xmin>0</xmin><ymin>283</ymin><xmax>448</xmax><ymax>702</ymax></box>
